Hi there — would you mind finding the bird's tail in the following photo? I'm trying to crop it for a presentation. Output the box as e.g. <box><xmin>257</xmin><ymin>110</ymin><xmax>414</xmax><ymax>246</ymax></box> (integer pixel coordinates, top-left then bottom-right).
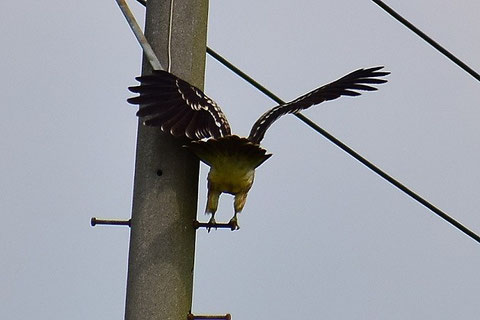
<box><xmin>185</xmin><ymin>135</ymin><xmax>272</xmax><ymax>169</ymax></box>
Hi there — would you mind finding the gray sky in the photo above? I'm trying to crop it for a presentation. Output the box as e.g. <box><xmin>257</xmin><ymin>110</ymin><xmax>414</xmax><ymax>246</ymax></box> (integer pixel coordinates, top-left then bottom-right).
<box><xmin>2</xmin><ymin>0</ymin><xmax>480</xmax><ymax>319</ymax></box>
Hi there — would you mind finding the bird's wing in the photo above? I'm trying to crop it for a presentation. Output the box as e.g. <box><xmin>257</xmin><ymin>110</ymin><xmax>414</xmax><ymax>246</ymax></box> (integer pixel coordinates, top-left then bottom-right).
<box><xmin>128</xmin><ymin>70</ymin><xmax>231</xmax><ymax>140</ymax></box>
<box><xmin>248</xmin><ymin>66</ymin><xmax>389</xmax><ymax>144</ymax></box>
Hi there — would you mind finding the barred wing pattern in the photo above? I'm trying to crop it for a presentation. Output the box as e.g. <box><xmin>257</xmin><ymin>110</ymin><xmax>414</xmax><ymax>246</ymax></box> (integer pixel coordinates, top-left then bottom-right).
<box><xmin>248</xmin><ymin>66</ymin><xmax>389</xmax><ymax>144</ymax></box>
<box><xmin>128</xmin><ymin>70</ymin><xmax>231</xmax><ymax>140</ymax></box>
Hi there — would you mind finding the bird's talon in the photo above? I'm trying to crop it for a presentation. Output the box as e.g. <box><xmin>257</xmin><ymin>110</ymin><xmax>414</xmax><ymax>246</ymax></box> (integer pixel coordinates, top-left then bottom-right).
<box><xmin>207</xmin><ymin>217</ymin><xmax>216</xmax><ymax>232</ymax></box>
<box><xmin>228</xmin><ymin>218</ymin><xmax>240</xmax><ymax>231</ymax></box>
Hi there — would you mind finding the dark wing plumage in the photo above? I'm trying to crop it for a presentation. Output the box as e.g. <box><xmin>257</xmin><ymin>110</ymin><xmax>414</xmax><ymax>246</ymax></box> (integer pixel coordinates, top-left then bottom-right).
<box><xmin>248</xmin><ymin>66</ymin><xmax>389</xmax><ymax>144</ymax></box>
<box><xmin>128</xmin><ymin>70</ymin><xmax>231</xmax><ymax>140</ymax></box>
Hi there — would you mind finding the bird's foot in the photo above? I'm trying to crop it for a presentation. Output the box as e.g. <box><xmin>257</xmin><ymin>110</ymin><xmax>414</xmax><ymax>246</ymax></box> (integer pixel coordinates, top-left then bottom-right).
<box><xmin>228</xmin><ymin>217</ymin><xmax>240</xmax><ymax>231</ymax></box>
<box><xmin>207</xmin><ymin>216</ymin><xmax>217</xmax><ymax>233</ymax></box>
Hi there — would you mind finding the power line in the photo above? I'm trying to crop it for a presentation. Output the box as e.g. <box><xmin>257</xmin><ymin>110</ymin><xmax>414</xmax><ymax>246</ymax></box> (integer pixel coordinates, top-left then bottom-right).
<box><xmin>136</xmin><ymin>0</ymin><xmax>480</xmax><ymax>82</ymax></box>
<box><xmin>372</xmin><ymin>0</ymin><xmax>480</xmax><ymax>82</ymax></box>
<box><xmin>206</xmin><ymin>47</ymin><xmax>480</xmax><ymax>244</ymax></box>
<box><xmin>116</xmin><ymin>0</ymin><xmax>163</xmax><ymax>70</ymax></box>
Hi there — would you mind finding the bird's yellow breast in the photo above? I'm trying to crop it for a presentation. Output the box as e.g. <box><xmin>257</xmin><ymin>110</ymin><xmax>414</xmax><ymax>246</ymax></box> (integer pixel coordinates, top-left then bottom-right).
<box><xmin>187</xmin><ymin>135</ymin><xmax>271</xmax><ymax>195</ymax></box>
<box><xmin>207</xmin><ymin>158</ymin><xmax>255</xmax><ymax>195</ymax></box>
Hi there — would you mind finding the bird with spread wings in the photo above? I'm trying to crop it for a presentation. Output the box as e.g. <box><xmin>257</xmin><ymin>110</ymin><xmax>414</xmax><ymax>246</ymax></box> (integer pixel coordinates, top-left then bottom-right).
<box><xmin>128</xmin><ymin>66</ymin><xmax>389</xmax><ymax>230</ymax></box>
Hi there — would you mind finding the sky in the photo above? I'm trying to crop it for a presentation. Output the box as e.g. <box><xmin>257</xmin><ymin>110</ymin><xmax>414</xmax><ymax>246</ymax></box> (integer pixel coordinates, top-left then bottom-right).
<box><xmin>1</xmin><ymin>0</ymin><xmax>480</xmax><ymax>319</ymax></box>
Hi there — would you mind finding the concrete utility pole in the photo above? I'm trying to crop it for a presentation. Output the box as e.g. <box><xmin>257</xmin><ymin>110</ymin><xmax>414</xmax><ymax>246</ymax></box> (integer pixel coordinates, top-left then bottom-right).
<box><xmin>124</xmin><ymin>1</ymin><xmax>209</xmax><ymax>319</ymax></box>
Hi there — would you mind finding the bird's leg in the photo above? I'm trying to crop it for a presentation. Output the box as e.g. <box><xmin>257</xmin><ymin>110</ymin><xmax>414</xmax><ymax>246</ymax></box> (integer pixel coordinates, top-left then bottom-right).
<box><xmin>228</xmin><ymin>212</ymin><xmax>239</xmax><ymax>231</ymax></box>
<box><xmin>206</xmin><ymin>214</ymin><xmax>216</xmax><ymax>232</ymax></box>
<box><xmin>205</xmin><ymin>189</ymin><xmax>220</xmax><ymax>232</ymax></box>
<box><xmin>229</xmin><ymin>192</ymin><xmax>248</xmax><ymax>231</ymax></box>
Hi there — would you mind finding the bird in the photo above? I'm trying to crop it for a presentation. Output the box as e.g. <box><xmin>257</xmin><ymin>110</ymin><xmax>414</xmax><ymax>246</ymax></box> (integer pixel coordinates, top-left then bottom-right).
<box><xmin>127</xmin><ymin>66</ymin><xmax>389</xmax><ymax>230</ymax></box>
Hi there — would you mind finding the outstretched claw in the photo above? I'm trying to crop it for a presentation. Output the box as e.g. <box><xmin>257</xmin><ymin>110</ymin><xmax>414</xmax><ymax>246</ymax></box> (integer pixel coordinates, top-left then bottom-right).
<box><xmin>228</xmin><ymin>216</ymin><xmax>240</xmax><ymax>231</ymax></box>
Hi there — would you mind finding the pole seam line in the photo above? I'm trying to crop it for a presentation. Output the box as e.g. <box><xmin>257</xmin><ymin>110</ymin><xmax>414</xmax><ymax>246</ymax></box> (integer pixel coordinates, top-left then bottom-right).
<box><xmin>167</xmin><ymin>0</ymin><xmax>174</xmax><ymax>72</ymax></box>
